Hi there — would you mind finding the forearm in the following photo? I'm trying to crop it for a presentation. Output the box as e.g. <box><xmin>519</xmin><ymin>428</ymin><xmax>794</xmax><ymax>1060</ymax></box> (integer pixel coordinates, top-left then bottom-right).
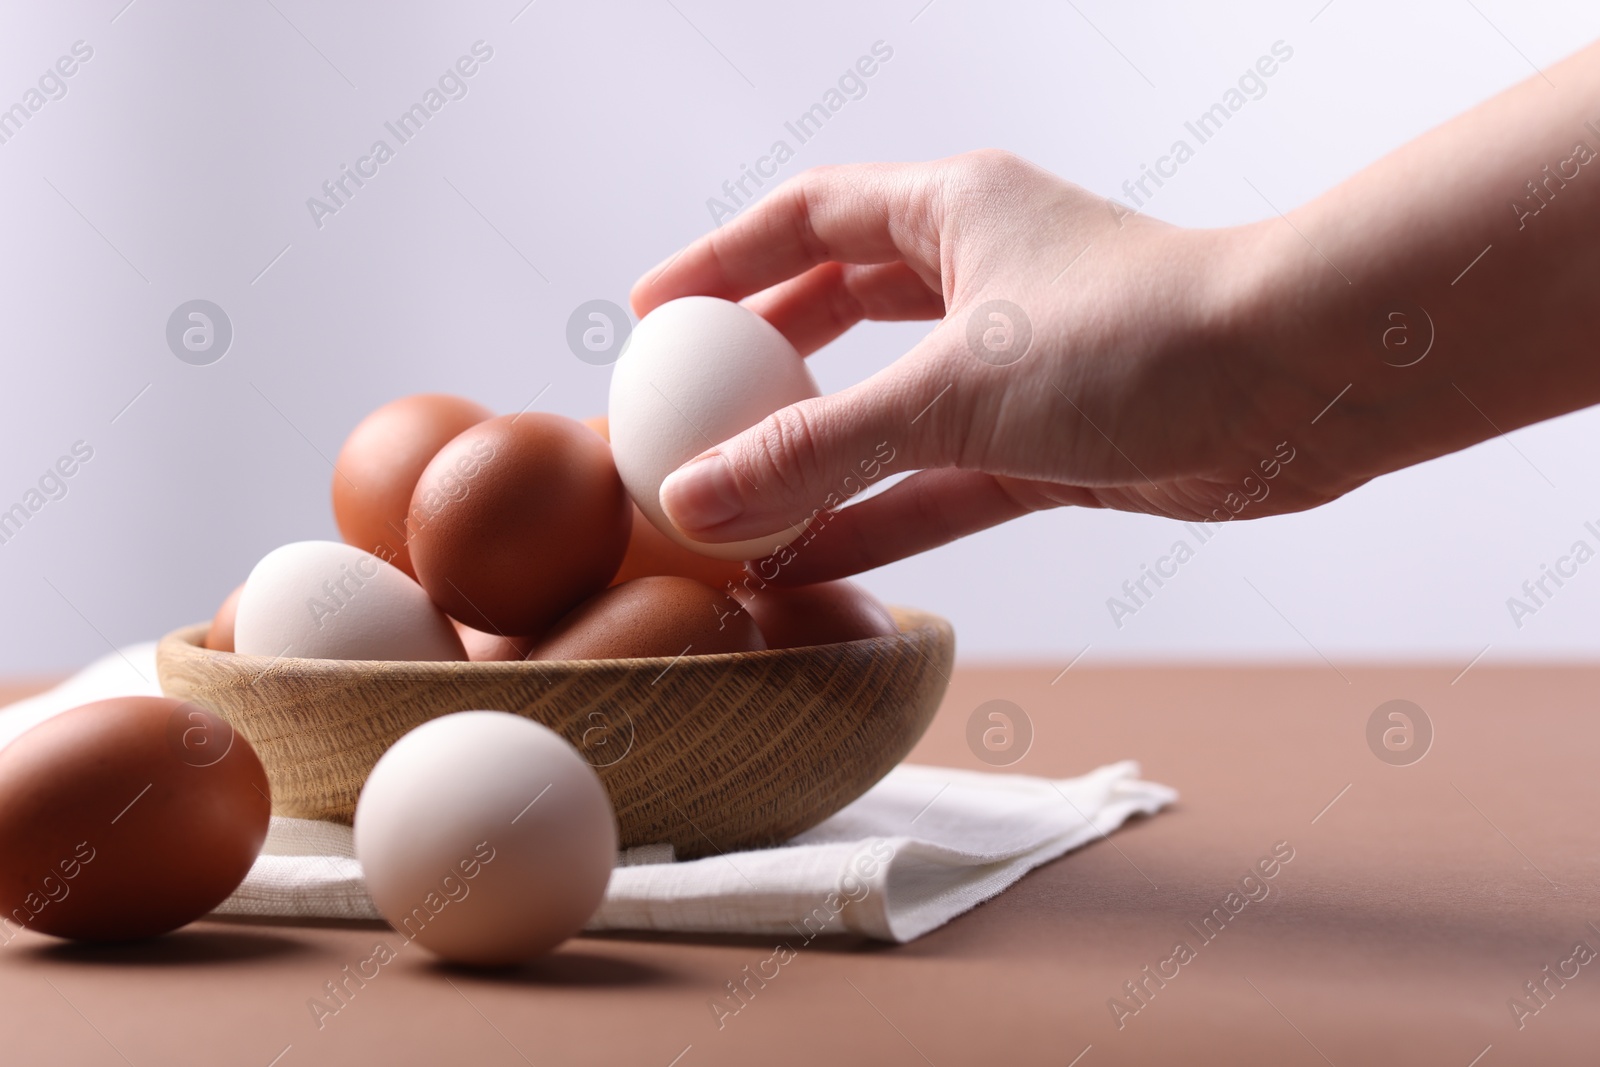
<box><xmin>1247</xmin><ymin>38</ymin><xmax>1600</xmax><ymax>491</ymax></box>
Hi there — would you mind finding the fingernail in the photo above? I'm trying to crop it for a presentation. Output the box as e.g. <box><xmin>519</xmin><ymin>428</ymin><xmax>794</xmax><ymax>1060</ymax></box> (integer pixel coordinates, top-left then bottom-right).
<box><xmin>660</xmin><ymin>453</ymin><xmax>743</xmax><ymax>531</ymax></box>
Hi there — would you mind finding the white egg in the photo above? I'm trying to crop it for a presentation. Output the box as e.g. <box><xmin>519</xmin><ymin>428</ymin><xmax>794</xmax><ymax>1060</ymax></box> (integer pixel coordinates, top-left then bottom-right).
<box><xmin>234</xmin><ymin>540</ymin><xmax>464</xmax><ymax>661</ymax></box>
<box><xmin>608</xmin><ymin>296</ymin><xmax>819</xmax><ymax>561</ymax></box>
<box><xmin>354</xmin><ymin>711</ymin><xmax>616</xmax><ymax>966</ymax></box>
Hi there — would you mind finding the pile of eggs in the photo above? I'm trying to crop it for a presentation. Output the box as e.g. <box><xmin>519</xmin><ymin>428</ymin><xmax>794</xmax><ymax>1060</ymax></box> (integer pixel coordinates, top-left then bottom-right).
<box><xmin>0</xmin><ymin>297</ymin><xmax>899</xmax><ymax>964</ymax></box>
<box><xmin>214</xmin><ymin>297</ymin><xmax>897</xmax><ymax>665</ymax></box>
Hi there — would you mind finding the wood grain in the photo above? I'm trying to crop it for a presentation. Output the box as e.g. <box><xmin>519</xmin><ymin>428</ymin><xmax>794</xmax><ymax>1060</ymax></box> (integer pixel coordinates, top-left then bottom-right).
<box><xmin>154</xmin><ymin>608</ymin><xmax>953</xmax><ymax>858</ymax></box>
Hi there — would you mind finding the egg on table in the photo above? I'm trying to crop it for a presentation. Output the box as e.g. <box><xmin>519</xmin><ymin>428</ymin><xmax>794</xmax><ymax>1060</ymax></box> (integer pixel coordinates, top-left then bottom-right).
<box><xmin>354</xmin><ymin>711</ymin><xmax>616</xmax><ymax>966</ymax></box>
<box><xmin>0</xmin><ymin>696</ymin><xmax>270</xmax><ymax>941</ymax></box>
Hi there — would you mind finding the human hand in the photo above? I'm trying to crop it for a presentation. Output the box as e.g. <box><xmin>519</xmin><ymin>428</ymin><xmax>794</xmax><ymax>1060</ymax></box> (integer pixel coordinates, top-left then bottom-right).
<box><xmin>629</xmin><ymin>151</ymin><xmax>1352</xmax><ymax>583</ymax></box>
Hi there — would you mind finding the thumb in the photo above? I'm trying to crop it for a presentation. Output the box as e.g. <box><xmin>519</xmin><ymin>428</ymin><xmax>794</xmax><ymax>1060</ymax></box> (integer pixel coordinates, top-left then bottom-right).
<box><xmin>658</xmin><ymin>358</ymin><xmax>959</xmax><ymax>545</ymax></box>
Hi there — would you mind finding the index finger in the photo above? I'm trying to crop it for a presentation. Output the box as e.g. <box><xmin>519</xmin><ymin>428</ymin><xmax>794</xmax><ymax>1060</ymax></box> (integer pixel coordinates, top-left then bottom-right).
<box><xmin>630</xmin><ymin>160</ymin><xmax>944</xmax><ymax>317</ymax></box>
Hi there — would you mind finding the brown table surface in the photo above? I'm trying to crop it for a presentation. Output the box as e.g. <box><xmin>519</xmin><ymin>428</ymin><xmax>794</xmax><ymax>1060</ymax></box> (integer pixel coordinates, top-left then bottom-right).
<box><xmin>2</xmin><ymin>661</ymin><xmax>1598</xmax><ymax>1066</ymax></box>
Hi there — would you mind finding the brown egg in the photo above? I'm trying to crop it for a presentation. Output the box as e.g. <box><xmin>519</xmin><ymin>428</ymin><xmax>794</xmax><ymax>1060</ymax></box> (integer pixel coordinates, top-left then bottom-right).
<box><xmin>0</xmin><ymin>697</ymin><xmax>271</xmax><ymax>941</ymax></box>
<box><xmin>452</xmin><ymin>619</ymin><xmax>538</xmax><ymax>662</ymax></box>
<box><xmin>530</xmin><ymin>576</ymin><xmax>765</xmax><ymax>660</ymax></box>
<box><xmin>332</xmin><ymin>394</ymin><xmax>493</xmax><ymax>578</ymax></box>
<box><xmin>582</xmin><ymin>414</ymin><xmax>746</xmax><ymax>590</ymax></box>
<box><xmin>611</xmin><ymin>504</ymin><xmax>751</xmax><ymax>589</ymax></box>
<box><xmin>409</xmin><ymin>414</ymin><xmax>632</xmax><ymax>636</ymax></box>
<box><xmin>203</xmin><ymin>582</ymin><xmax>245</xmax><ymax>652</ymax></box>
<box><xmin>745</xmin><ymin>580</ymin><xmax>899</xmax><ymax>650</ymax></box>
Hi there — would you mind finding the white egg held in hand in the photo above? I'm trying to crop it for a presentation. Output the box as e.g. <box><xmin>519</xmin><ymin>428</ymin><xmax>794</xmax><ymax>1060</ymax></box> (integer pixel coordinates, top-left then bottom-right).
<box><xmin>608</xmin><ymin>296</ymin><xmax>819</xmax><ymax>561</ymax></box>
<box><xmin>354</xmin><ymin>711</ymin><xmax>617</xmax><ymax>966</ymax></box>
<box><xmin>234</xmin><ymin>540</ymin><xmax>464</xmax><ymax>661</ymax></box>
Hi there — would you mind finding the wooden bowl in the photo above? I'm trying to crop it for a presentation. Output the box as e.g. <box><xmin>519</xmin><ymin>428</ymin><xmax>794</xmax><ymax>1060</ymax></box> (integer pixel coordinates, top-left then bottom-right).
<box><xmin>155</xmin><ymin>608</ymin><xmax>953</xmax><ymax>858</ymax></box>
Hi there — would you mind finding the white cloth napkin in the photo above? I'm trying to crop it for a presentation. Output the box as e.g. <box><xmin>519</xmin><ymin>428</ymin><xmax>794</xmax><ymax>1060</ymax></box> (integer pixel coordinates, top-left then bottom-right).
<box><xmin>1</xmin><ymin>644</ymin><xmax>1177</xmax><ymax>943</ymax></box>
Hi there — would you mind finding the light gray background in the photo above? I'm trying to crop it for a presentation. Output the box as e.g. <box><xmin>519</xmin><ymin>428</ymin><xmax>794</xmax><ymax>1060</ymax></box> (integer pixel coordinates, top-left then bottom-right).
<box><xmin>2</xmin><ymin>0</ymin><xmax>1597</xmax><ymax>674</ymax></box>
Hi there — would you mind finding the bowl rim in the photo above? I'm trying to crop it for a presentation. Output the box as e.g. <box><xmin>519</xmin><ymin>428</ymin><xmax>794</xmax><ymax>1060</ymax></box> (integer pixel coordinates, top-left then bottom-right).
<box><xmin>161</xmin><ymin>605</ymin><xmax>950</xmax><ymax>677</ymax></box>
